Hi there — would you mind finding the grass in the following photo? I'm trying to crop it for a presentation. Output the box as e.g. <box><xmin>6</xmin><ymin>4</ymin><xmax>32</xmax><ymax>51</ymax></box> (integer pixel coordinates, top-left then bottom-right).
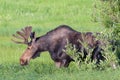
<box><xmin>1</xmin><ymin>63</ymin><xmax>120</xmax><ymax>80</ymax></box>
<box><xmin>0</xmin><ymin>0</ymin><xmax>103</xmax><ymax>32</ymax></box>
<box><xmin>0</xmin><ymin>0</ymin><xmax>119</xmax><ymax>80</ymax></box>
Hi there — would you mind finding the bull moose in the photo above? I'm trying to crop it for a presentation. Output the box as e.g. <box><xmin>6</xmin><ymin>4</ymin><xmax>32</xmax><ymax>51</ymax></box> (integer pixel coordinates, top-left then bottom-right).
<box><xmin>12</xmin><ymin>25</ymin><xmax>104</xmax><ymax>68</ymax></box>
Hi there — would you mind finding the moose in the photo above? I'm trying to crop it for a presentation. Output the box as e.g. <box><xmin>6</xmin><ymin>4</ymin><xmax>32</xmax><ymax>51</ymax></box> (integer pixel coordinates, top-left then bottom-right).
<box><xmin>12</xmin><ymin>25</ymin><xmax>104</xmax><ymax>68</ymax></box>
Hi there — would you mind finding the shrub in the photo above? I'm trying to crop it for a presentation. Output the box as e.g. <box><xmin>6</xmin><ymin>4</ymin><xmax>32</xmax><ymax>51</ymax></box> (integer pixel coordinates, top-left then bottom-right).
<box><xmin>64</xmin><ymin>39</ymin><xmax>97</xmax><ymax>70</ymax></box>
<box><xmin>64</xmin><ymin>32</ymin><xmax>119</xmax><ymax>70</ymax></box>
<box><xmin>92</xmin><ymin>0</ymin><xmax>120</xmax><ymax>69</ymax></box>
<box><xmin>93</xmin><ymin>0</ymin><xmax>120</xmax><ymax>47</ymax></box>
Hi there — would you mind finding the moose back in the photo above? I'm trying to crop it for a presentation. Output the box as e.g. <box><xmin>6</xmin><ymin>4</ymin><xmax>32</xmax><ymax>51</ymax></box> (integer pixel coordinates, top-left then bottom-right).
<box><xmin>12</xmin><ymin>25</ymin><xmax>104</xmax><ymax>68</ymax></box>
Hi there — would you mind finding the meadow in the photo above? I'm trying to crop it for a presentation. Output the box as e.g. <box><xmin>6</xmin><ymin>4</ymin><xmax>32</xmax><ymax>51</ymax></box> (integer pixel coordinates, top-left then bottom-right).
<box><xmin>0</xmin><ymin>0</ymin><xmax>120</xmax><ymax>80</ymax></box>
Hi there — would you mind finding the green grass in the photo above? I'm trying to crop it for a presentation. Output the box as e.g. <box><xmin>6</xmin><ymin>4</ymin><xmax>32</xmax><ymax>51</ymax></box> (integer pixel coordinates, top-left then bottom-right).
<box><xmin>0</xmin><ymin>0</ymin><xmax>119</xmax><ymax>80</ymax></box>
<box><xmin>0</xmin><ymin>0</ymin><xmax>103</xmax><ymax>32</ymax></box>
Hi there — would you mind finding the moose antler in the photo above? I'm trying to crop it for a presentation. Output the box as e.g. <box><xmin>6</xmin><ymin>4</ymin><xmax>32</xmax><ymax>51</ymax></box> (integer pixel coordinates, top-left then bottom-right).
<box><xmin>12</xmin><ymin>26</ymin><xmax>32</xmax><ymax>45</ymax></box>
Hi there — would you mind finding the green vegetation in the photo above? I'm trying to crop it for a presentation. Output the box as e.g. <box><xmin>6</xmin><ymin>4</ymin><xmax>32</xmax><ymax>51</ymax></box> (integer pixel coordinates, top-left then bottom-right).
<box><xmin>0</xmin><ymin>0</ymin><xmax>120</xmax><ymax>80</ymax></box>
<box><xmin>94</xmin><ymin>0</ymin><xmax>120</xmax><ymax>64</ymax></box>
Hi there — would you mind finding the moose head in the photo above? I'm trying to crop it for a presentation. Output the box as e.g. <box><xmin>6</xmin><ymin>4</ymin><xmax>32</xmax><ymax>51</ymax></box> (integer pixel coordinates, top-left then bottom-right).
<box><xmin>12</xmin><ymin>26</ymin><xmax>40</xmax><ymax>65</ymax></box>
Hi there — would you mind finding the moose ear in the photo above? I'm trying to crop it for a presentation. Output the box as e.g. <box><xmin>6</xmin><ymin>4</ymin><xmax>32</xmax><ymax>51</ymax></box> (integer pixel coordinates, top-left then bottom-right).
<box><xmin>30</xmin><ymin>32</ymin><xmax>35</xmax><ymax>39</ymax></box>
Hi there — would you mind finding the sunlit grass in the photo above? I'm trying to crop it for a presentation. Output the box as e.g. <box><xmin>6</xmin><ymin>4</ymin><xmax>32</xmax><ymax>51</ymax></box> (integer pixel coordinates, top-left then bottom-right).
<box><xmin>0</xmin><ymin>0</ymin><xmax>117</xmax><ymax>80</ymax></box>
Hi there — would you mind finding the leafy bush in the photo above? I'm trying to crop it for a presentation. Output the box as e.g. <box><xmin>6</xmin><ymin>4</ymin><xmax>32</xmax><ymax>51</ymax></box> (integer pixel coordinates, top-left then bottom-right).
<box><xmin>64</xmin><ymin>32</ymin><xmax>119</xmax><ymax>70</ymax></box>
<box><xmin>96</xmin><ymin>31</ymin><xmax>119</xmax><ymax>69</ymax></box>
<box><xmin>92</xmin><ymin>0</ymin><xmax>120</xmax><ymax>69</ymax></box>
<box><xmin>93</xmin><ymin>0</ymin><xmax>120</xmax><ymax>46</ymax></box>
<box><xmin>64</xmin><ymin>39</ymin><xmax>97</xmax><ymax>70</ymax></box>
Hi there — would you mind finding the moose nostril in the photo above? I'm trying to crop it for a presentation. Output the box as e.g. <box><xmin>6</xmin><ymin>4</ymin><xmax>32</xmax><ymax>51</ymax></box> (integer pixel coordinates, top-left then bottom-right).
<box><xmin>20</xmin><ymin>59</ymin><xmax>24</xmax><ymax>65</ymax></box>
<box><xmin>20</xmin><ymin>59</ymin><xmax>28</xmax><ymax>66</ymax></box>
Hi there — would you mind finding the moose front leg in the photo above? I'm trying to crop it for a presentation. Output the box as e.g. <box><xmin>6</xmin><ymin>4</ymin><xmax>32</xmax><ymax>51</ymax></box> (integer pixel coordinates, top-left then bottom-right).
<box><xmin>49</xmin><ymin>40</ymin><xmax>74</xmax><ymax>68</ymax></box>
<box><xmin>55</xmin><ymin>52</ymin><xmax>74</xmax><ymax>68</ymax></box>
<box><xmin>50</xmin><ymin>51</ymin><xmax>74</xmax><ymax>68</ymax></box>
<box><xmin>50</xmin><ymin>53</ymin><xmax>63</xmax><ymax>68</ymax></box>
<box><xmin>49</xmin><ymin>52</ymin><xmax>61</xmax><ymax>67</ymax></box>
<box><xmin>54</xmin><ymin>58</ymin><xmax>69</xmax><ymax>68</ymax></box>
<box><xmin>55</xmin><ymin>61</ymin><xmax>62</xmax><ymax>68</ymax></box>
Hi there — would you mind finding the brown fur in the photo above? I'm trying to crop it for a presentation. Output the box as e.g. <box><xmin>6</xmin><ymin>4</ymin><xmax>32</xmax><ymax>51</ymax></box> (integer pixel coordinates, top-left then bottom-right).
<box><xmin>15</xmin><ymin>25</ymin><xmax>104</xmax><ymax>67</ymax></box>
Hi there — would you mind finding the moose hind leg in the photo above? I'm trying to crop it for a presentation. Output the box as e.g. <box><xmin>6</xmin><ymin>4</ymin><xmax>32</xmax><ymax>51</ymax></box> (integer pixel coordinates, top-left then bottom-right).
<box><xmin>91</xmin><ymin>46</ymin><xmax>105</xmax><ymax>64</ymax></box>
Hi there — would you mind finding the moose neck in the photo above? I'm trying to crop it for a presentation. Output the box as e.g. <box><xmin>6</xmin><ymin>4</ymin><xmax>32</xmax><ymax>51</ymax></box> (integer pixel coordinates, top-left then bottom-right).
<box><xmin>36</xmin><ymin>36</ymin><xmax>48</xmax><ymax>52</ymax></box>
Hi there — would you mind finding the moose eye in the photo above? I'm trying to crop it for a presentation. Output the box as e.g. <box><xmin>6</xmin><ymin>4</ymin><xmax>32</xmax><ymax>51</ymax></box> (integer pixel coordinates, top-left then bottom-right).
<box><xmin>27</xmin><ymin>46</ymin><xmax>32</xmax><ymax>49</ymax></box>
<box><xmin>27</xmin><ymin>47</ymin><xmax>30</xmax><ymax>49</ymax></box>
